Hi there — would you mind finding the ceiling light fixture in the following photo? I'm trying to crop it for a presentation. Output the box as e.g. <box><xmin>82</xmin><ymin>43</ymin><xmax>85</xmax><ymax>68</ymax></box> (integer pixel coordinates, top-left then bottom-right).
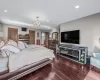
<box><xmin>75</xmin><ymin>5</ymin><xmax>80</xmax><ymax>9</ymax></box>
<box><xmin>4</xmin><ymin>9</ymin><xmax>8</xmax><ymax>12</ymax></box>
<box><xmin>34</xmin><ymin>16</ymin><xmax>40</xmax><ymax>28</ymax></box>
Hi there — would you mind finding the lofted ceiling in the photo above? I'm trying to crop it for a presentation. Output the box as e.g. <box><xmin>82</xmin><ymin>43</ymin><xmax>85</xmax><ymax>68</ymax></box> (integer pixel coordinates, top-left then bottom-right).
<box><xmin>0</xmin><ymin>0</ymin><xmax>100</xmax><ymax>29</ymax></box>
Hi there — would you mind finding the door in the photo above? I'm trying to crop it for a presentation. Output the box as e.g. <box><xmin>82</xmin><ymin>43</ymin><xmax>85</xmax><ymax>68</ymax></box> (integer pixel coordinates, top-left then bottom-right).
<box><xmin>29</xmin><ymin>30</ymin><xmax>35</xmax><ymax>44</ymax></box>
<box><xmin>8</xmin><ymin>28</ymin><xmax>18</xmax><ymax>42</ymax></box>
<box><xmin>45</xmin><ymin>32</ymin><xmax>49</xmax><ymax>47</ymax></box>
<box><xmin>41</xmin><ymin>32</ymin><xmax>45</xmax><ymax>45</ymax></box>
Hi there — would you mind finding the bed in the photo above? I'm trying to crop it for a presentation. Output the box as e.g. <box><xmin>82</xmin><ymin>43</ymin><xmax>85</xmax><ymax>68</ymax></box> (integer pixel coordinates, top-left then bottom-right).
<box><xmin>0</xmin><ymin>40</ymin><xmax>55</xmax><ymax>80</ymax></box>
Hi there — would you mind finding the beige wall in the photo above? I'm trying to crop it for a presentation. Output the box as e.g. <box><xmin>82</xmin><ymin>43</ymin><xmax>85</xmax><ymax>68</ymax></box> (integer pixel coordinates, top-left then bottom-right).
<box><xmin>0</xmin><ymin>26</ymin><xmax>3</xmax><ymax>39</ymax></box>
<box><xmin>1</xmin><ymin>24</ymin><xmax>59</xmax><ymax>44</ymax></box>
<box><xmin>2</xmin><ymin>24</ymin><xmax>42</xmax><ymax>44</ymax></box>
<box><xmin>0</xmin><ymin>26</ymin><xmax>2</xmax><ymax>32</ymax></box>
<box><xmin>60</xmin><ymin>13</ymin><xmax>100</xmax><ymax>55</ymax></box>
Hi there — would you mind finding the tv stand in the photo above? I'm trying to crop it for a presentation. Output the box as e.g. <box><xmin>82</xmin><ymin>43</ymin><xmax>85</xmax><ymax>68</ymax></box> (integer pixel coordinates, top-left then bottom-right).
<box><xmin>57</xmin><ymin>44</ymin><xmax>88</xmax><ymax>64</ymax></box>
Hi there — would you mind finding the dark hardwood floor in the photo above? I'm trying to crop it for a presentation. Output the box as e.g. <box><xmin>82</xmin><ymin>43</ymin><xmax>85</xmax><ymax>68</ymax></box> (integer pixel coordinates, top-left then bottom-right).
<box><xmin>19</xmin><ymin>55</ymin><xmax>100</xmax><ymax>80</ymax></box>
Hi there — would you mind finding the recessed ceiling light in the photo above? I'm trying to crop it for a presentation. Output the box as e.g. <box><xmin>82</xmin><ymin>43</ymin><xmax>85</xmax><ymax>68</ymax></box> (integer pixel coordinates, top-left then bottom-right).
<box><xmin>46</xmin><ymin>20</ymin><xmax>52</xmax><ymax>22</ymax></box>
<box><xmin>46</xmin><ymin>20</ymin><xmax>50</xmax><ymax>22</ymax></box>
<box><xmin>75</xmin><ymin>5</ymin><xmax>80</xmax><ymax>9</ymax></box>
<box><xmin>4</xmin><ymin>9</ymin><xmax>8</xmax><ymax>12</ymax></box>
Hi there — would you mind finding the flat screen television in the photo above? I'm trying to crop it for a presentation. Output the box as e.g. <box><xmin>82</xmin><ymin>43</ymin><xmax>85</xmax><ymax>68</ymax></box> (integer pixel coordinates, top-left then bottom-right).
<box><xmin>22</xmin><ymin>28</ymin><xmax>27</xmax><ymax>31</ymax></box>
<box><xmin>61</xmin><ymin>30</ymin><xmax>80</xmax><ymax>44</ymax></box>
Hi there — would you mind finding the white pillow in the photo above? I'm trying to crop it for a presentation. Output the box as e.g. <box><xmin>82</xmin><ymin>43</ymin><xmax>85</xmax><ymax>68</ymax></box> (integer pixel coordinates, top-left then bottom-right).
<box><xmin>1</xmin><ymin>45</ymin><xmax>20</xmax><ymax>53</ymax></box>
<box><xmin>0</xmin><ymin>41</ymin><xmax>5</xmax><ymax>48</ymax></box>
<box><xmin>24</xmin><ymin>42</ymin><xmax>28</xmax><ymax>48</ymax></box>
<box><xmin>18</xmin><ymin>41</ymin><xmax>26</xmax><ymax>50</ymax></box>
<box><xmin>0</xmin><ymin>49</ymin><xmax>8</xmax><ymax>58</ymax></box>
<box><xmin>7</xmin><ymin>40</ymin><xmax>18</xmax><ymax>47</ymax></box>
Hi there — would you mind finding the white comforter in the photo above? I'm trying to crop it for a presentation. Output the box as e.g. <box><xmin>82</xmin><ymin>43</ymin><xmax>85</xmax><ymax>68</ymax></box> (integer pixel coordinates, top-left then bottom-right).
<box><xmin>9</xmin><ymin>45</ymin><xmax>54</xmax><ymax>72</ymax></box>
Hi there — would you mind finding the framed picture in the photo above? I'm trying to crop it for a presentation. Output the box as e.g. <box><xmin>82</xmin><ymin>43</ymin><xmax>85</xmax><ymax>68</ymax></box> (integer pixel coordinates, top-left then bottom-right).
<box><xmin>52</xmin><ymin>32</ymin><xmax>58</xmax><ymax>40</ymax></box>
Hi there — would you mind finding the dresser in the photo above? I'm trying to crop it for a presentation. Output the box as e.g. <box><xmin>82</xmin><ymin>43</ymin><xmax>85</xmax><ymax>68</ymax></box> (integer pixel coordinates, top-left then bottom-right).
<box><xmin>48</xmin><ymin>40</ymin><xmax>58</xmax><ymax>52</ymax></box>
<box><xmin>58</xmin><ymin>44</ymin><xmax>88</xmax><ymax>64</ymax></box>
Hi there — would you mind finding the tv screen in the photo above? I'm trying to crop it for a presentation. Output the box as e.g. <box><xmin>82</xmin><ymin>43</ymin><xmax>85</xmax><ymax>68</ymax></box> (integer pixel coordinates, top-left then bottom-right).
<box><xmin>22</xmin><ymin>28</ymin><xmax>27</xmax><ymax>31</ymax></box>
<box><xmin>61</xmin><ymin>30</ymin><xmax>80</xmax><ymax>44</ymax></box>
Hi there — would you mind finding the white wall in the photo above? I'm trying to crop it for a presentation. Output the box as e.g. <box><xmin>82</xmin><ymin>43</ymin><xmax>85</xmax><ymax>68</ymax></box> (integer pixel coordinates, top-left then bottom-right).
<box><xmin>60</xmin><ymin>13</ymin><xmax>100</xmax><ymax>55</ymax></box>
<box><xmin>2</xmin><ymin>24</ymin><xmax>42</xmax><ymax>44</ymax></box>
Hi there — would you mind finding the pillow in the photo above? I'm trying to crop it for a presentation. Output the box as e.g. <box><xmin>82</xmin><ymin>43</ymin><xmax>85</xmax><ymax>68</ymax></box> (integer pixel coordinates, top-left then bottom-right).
<box><xmin>1</xmin><ymin>45</ymin><xmax>20</xmax><ymax>53</ymax></box>
<box><xmin>6</xmin><ymin>40</ymin><xmax>18</xmax><ymax>47</ymax></box>
<box><xmin>24</xmin><ymin>42</ymin><xmax>28</xmax><ymax>48</ymax></box>
<box><xmin>0</xmin><ymin>49</ymin><xmax>16</xmax><ymax>58</ymax></box>
<box><xmin>0</xmin><ymin>40</ymin><xmax>5</xmax><ymax>48</ymax></box>
<box><xmin>18</xmin><ymin>41</ymin><xmax>26</xmax><ymax>50</ymax></box>
<box><xmin>0</xmin><ymin>49</ymin><xmax>8</xmax><ymax>58</ymax></box>
<box><xmin>94</xmin><ymin>46</ymin><xmax>100</xmax><ymax>53</ymax></box>
<box><xmin>93</xmin><ymin>53</ymin><xmax>100</xmax><ymax>58</ymax></box>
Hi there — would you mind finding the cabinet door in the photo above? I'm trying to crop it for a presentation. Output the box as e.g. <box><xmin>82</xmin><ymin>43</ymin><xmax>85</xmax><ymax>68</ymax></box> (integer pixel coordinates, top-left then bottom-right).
<box><xmin>8</xmin><ymin>28</ymin><xmax>18</xmax><ymax>42</ymax></box>
<box><xmin>29</xmin><ymin>30</ymin><xmax>35</xmax><ymax>44</ymax></box>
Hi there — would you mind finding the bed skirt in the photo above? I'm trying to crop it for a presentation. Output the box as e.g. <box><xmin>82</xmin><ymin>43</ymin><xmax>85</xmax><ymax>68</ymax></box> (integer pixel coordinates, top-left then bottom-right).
<box><xmin>0</xmin><ymin>58</ymin><xmax>52</xmax><ymax>80</ymax></box>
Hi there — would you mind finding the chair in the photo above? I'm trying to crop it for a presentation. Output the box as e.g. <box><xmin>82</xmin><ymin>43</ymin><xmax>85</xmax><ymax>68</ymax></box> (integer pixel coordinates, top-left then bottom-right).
<box><xmin>90</xmin><ymin>53</ymin><xmax>100</xmax><ymax>69</ymax></box>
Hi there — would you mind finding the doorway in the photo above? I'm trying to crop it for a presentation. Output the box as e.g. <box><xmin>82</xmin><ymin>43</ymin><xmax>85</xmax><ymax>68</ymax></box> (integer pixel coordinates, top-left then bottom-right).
<box><xmin>29</xmin><ymin>30</ymin><xmax>35</xmax><ymax>44</ymax></box>
<box><xmin>41</xmin><ymin>32</ymin><xmax>49</xmax><ymax>47</ymax></box>
<box><xmin>8</xmin><ymin>28</ymin><xmax>18</xmax><ymax>42</ymax></box>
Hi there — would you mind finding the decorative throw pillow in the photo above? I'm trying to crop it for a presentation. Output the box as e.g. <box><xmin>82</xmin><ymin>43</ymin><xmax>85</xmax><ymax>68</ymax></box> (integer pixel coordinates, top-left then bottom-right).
<box><xmin>18</xmin><ymin>41</ymin><xmax>26</xmax><ymax>50</ymax></box>
<box><xmin>0</xmin><ymin>49</ymin><xmax>17</xmax><ymax>59</ymax></box>
<box><xmin>0</xmin><ymin>49</ymin><xmax>8</xmax><ymax>58</ymax></box>
<box><xmin>1</xmin><ymin>45</ymin><xmax>20</xmax><ymax>53</ymax></box>
<box><xmin>0</xmin><ymin>40</ymin><xmax>5</xmax><ymax>48</ymax></box>
<box><xmin>24</xmin><ymin>42</ymin><xmax>28</xmax><ymax>48</ymax></box>
<box><xmin>6</xmin><ymin>40</ymin><xmax>18</xmax><ymax>47</ymax></box>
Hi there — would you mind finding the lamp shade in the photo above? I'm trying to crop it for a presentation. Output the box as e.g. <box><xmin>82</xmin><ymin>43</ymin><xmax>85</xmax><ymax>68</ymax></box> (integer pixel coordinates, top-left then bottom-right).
<box><xmin>0</xmin><ymin>32</ymin><xmax>3</xmax><ymax>37</ymax></box>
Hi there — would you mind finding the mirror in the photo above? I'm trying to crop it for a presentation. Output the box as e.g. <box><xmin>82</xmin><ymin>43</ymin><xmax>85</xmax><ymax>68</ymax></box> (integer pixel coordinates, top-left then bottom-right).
<box><xmin>52</xmin><ymin>32</ymin><xmax>58</xmax><ymax>40</ymax></box>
